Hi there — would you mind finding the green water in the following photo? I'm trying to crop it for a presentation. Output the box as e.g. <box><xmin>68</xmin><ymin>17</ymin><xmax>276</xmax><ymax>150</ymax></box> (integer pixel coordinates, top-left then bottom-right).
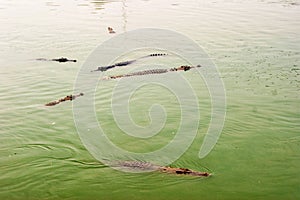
<box><xmin>0</xmin><ymin>0</ymin><xmax>299</xmax><ymax>199</ymax></box>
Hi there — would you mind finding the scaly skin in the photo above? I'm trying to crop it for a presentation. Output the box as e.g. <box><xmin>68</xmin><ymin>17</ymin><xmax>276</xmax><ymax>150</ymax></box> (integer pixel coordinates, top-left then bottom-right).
<box><xmin>106</xmin><ymin>65</ymin><xmax>202</xmax><ymax>79</ymax></box>
<box><xmin>159</xmin><ymin>166</ymin><xmax>210</xmax><ymax>177</ymax></box>
<box><xmin>91</xmin><ymin>53</ymin><xmax>168</xmax><ymax>72</ymax></box>
<box><xmin>113</xmin><ymin>160</ymin><xmax>211</xmax><ymax>177</ymax></box>
<box><xmin>45</xmin><ymin>93</ymin><xmax>84</xmax><ymax>106</ymax></box>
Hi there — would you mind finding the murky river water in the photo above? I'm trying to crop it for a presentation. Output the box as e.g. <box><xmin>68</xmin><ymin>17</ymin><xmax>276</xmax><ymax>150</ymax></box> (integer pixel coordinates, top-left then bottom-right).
<box><xmin>0</xmin><ymin>0</ymin><xmax>299</xmax><ymax>199</ymax></box>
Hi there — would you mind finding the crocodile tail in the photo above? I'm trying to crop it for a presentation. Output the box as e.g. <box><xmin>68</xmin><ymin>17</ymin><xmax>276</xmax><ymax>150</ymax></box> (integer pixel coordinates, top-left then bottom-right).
<box><xmin>149</xmin><ymin>53</ymin><xmax>168</xmax><ymax>57</ymax></box>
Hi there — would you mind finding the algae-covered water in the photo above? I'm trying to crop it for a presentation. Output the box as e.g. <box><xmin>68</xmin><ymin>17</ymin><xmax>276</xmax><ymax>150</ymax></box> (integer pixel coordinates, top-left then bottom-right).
<box><xmin>0</xmin><ymin>0</ymin><xmax>299</xmax><ymax>199</ymax></box>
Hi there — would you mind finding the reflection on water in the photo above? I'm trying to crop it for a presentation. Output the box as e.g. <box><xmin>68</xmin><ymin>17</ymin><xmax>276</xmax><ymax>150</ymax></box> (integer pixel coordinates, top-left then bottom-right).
<box><xmin>0</xmin><ymin>0</ymin><xmax>299</xmax><ymax>199</ymax></box>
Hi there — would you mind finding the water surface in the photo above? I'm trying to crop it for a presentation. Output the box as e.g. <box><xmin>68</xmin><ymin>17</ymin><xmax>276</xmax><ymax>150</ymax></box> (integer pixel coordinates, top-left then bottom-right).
<box><xmin>0</xmin><ymin>0</ymin><xmax>299</xmax><ymax>199</ymax></box>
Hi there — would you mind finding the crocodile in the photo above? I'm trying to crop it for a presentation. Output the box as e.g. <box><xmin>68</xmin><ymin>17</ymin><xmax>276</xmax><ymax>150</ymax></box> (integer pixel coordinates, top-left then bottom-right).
<box><xmin>37</xmin><ymin>57</ymin><xmax>77</xmax><ymax>63</ymax></box>
<box><xmin>108</xmin><ymin>27</ymin><xmax>116</xmax><ymax>34</ymax></box>
<box><xmin>91</xmin><ymin>60</ymin><xmax>136</xmax><ymax>72</ymax></box>
<box><xmin>103</xmin><ymin>65</ymin><xmax>201</xmax><ymax>79</ymax></box>
<box><xmin>112</xmin><ymin>160</ymin><xmax>210</xmax><ymax>177</ymax></box>
<box><xmin>91</xmin><ymin>53</ymin><xmax>168</xmax><ymax>72</ymax></box>
<box><xmin>45</xmin><ymin>93</ymin><xmax>84</xmax><ymax>106</ymax></box>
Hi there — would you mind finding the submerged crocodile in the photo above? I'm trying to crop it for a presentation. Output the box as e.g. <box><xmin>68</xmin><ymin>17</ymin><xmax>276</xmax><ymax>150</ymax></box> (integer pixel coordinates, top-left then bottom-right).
<box><xmin>37</xmin><ymin>57</ymin><xmax>77</xmax><ymax>63</ymax></box>
<box><xmin>112</xmin><ymin>160</ymin><xmax>210</xmax><ymax>177</ymax></box>
<box><xmin>91</xmin><ymin>53</ymin><xmax>167</xmax><ymax>72</ymax></box>
<box><xmin>45</xmin><ymin>93</ymin><xmax>84</xmax><ymax>106</ymax></box>
<box><xmin>102</xmin><ymin>65</ymin><xmax>201</xmax><ymax>79</ymax></box>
